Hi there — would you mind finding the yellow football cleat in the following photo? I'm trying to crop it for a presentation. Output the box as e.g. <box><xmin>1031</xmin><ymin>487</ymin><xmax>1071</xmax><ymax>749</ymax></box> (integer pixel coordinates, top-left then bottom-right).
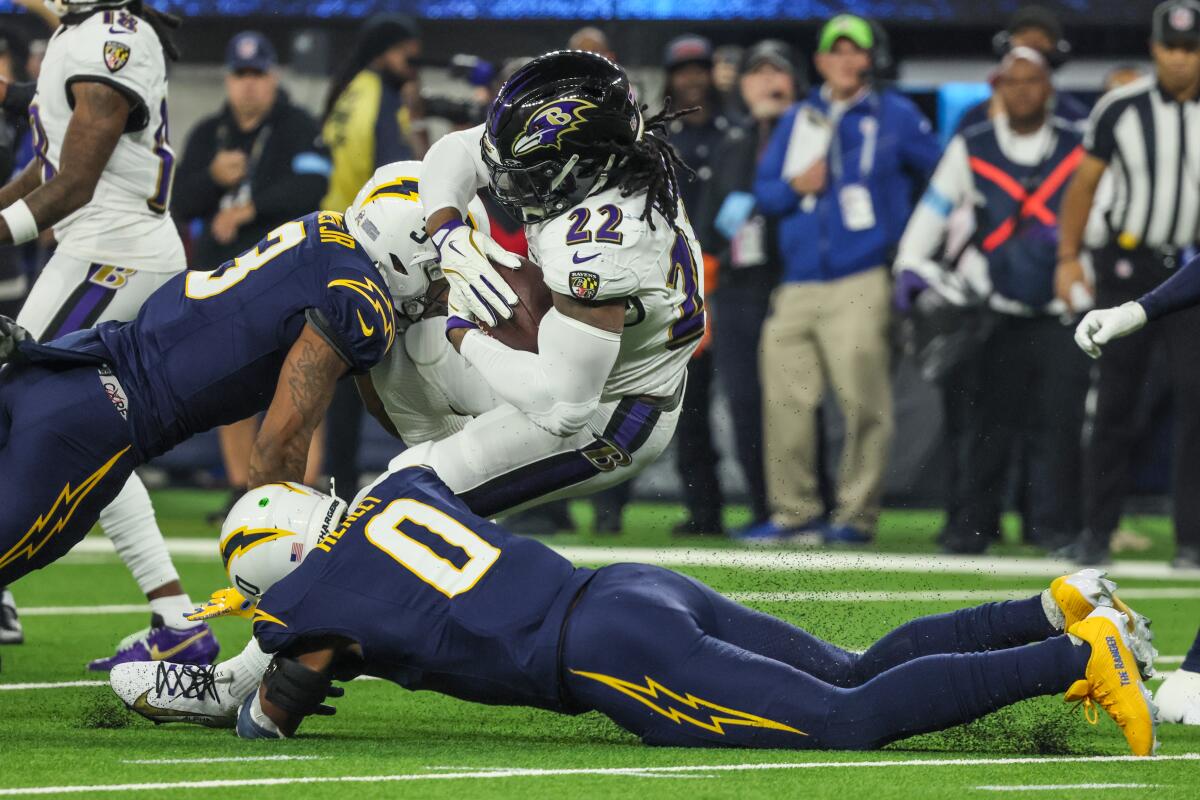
<box><xmin>1064</xmin><ymin>606</ymin><xmax>1159</xmax><ymax>756</ymax></box>
<box><xmin>1050</xmin><ymin>569</ymin><xmax>1156</xmax><ymax>678</ymax></box>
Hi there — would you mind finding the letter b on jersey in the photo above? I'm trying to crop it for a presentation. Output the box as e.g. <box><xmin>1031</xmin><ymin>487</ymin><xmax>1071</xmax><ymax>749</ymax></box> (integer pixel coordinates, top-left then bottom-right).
<box><xmin>89</xmin><ymin>265</ymin><xmax>138</xmax><ymax>290</ymax></box>
<box><xmin>582</xmin><ymin>438</ymin><xmax>633</xmax><ymax>473</ymax></box>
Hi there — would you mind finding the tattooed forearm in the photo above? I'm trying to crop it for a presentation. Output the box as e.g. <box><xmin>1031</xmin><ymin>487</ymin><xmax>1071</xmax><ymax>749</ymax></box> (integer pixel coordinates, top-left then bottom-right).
<box><xmin>249</xmin><ymin>325</ymin><xmax>348</xmax><ymax>487</ymax></box>
<box><xmin>4</xmin><ymin>81</ymin><xmax>129</xmax><ymax>245</ymax></box>
<box><xmin>248</xmin><ymin>425</ymin><xmax>311</xmax><ymax>488</ymax></box>
<box><xmin>285</xmin><ymin>337</ymin><xmax>328</xmax><ymax>417</ymax></box>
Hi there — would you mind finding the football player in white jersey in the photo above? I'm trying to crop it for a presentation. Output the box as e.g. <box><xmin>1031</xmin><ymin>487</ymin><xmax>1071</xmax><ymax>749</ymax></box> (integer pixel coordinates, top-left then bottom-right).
<box><xmin>377</xmin><ymin>50</ymin><xmax>703</xmax><ymax>518</ymax></box>
<box><xmin>0</xmin><ymin>1</ymin><xmax>217</xmax><ymax>668</ymax></box>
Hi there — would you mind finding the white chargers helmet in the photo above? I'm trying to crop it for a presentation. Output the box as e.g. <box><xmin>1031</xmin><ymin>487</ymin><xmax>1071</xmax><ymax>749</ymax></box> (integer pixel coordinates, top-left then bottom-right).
<box><xmin>218</xmin><ymin>483</ymin><xmax>347</xmax><ymax>600</ymax></box>
<box><xmin>345</xmin><ymin>160</ymin><xmax>491</xmax><ymax>321</ymax></box>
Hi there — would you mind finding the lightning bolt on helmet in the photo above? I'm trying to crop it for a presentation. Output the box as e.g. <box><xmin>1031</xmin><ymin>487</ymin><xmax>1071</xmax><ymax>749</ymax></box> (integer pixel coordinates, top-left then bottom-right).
<box><xmin>483</xmin><ymin>49</ymin><xmax>643</xmax><ymax>223</ymax></box>
<box><xmin>218</xmin><ymin>483</ymin><xmax>346</xmax><ymax>600</ymax></box>
<box><xmin>345</xmin><ymin>161</ymin><xmax>492</xmax><ymax>322</ymax></box>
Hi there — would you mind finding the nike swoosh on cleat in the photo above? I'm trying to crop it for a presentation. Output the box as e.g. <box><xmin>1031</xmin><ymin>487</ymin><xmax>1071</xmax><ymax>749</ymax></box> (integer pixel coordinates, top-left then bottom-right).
<box><xmin>147</xmin><ymin>630</ymin><xmax>210</xmax><ymax>661</ymax></box>
<box><xmin>572</xmin><ymin>252</ymin><xmax>601</xmax><ymax>263</ymax></box>
<box><xmin>131</xmin><ymin>690</ymin><xmax>221</xmax><ymax>722</ymax></box>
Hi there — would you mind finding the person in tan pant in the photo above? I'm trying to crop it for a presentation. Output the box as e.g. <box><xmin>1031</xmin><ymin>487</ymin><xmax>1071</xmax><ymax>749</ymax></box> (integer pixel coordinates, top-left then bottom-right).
<box><xmin>759</xmin><ymin>267</ymin><xmax>893</xmax><ymax>541</ymax></box>
<box><xmin>744</xmin><ymin>15</ymin><xmax>939</xmax><ymax>544</ymax></box>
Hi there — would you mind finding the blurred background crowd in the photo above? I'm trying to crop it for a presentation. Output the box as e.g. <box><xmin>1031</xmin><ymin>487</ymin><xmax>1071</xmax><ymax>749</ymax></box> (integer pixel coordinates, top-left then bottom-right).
<box><xmin>2</xmin><ymin>0</ymin><xmax>1198</xmax><ymax>567</ymax></box>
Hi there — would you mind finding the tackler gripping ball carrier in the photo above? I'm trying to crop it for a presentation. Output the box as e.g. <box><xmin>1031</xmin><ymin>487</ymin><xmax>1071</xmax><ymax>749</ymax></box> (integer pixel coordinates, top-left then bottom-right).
<box><xmin>482</xmin><ymin>50</ymin><xmax>644</xmax><ymax>223</ymax></box>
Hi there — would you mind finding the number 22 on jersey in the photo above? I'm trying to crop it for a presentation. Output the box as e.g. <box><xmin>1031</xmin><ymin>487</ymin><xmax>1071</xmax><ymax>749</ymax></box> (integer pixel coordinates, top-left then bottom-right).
<box><xmin>365</xmin><ymin>499</ymin><xmax>500</xmax><ymax>598</ymax></box>
<box><xmin>184</xmin><ymin>220</ymin><xmax>307</xmax><ymax>300</ymax></box>
<box><xmin>666</xmin><ymin>229</ymin><xmax>705</xmax><ymax>349</ymax></box>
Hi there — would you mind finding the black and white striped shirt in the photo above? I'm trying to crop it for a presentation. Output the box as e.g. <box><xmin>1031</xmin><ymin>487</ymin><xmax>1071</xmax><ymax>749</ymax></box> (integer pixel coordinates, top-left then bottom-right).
<box><xmin>1086</xmin><ymin>75</ymin><xmax>1200</xmax><ymax>251</ymax></box>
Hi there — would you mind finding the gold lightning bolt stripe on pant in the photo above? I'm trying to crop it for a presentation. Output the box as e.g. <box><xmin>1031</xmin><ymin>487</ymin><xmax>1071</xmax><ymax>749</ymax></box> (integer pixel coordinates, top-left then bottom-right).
<box><xmin>0</xmin><ymin>363</ymin><xmax>137</xmax><ymax>585</ymax></box>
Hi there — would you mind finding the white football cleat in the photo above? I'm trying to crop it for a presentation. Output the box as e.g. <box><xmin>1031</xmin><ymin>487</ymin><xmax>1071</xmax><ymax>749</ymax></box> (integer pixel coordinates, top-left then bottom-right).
<box><xmin>1155</xmin><ymin>668</ymin><xmax>1200</xmax><ymax>725</ymax></box>
<box><xmin>0</xmin><ymin>588</ymin><xmax>23</xmax><ymax>645</ymax></box>
<box><xmin>111</xmin><ymin>661</ymin><xmax>241</xmax><ymax>728</ymax></box>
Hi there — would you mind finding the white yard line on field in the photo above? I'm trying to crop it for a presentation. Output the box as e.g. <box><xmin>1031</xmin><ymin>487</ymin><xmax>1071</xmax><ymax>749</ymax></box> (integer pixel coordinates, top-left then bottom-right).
<box><xmin>16</xmin><ymin>587</ymin><xmax>1200</xmax><ymax>622</ymax></box>
<box><xmin>0</xmin><ymin>675</ymin><xmax>384</xmax><ymax>692</ymax></box>
<box><xmin>553</xmin><ymin>546</ymin><xmax>1200</xmax><ymax>580</ymax></box>
<box><xmin>0</xmin><ymin>680</ymin><xmax>106</xmax><ymax>691</ymax></box>
<box><xmin>975</xmin><ymin>785</ymin><xmax>1160</xmax><ymax>792</ymax></box>
<box><xmin>21</xmin><ymin>604</ymin><xmax>147</xmax><ymax>617</ymax></box>
<box><xmin>63</xmin><ymin>538</ymin><xmax>1200</xmax><ymax>580</ymax></box>
<box><xmin>0</xmin><ymin>755</ymin><xmax>1196</xmax><ymax>796</ymax></box>
<box><xmin>426</xmin><ymin>765</ymin><xmax>708</xmax><ymax>780</ymax></box>
<box><xmin>121</xmin><ymin>756</ymin><xmax>325</xmax><ymax>765</ymax></box>
<box><xmin>726</xmin><ymin>588</ymin><xmax>1200</xmax><ymax>603</ymax></box>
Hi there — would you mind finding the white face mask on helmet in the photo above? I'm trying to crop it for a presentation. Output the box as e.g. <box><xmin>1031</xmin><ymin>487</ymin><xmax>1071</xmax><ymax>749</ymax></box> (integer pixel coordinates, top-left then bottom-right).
<box><xmin>218</xmin><ymin>483</ymin><xmax>347</xmax><ymax>600</ymax></box>
<box><xmin>344</xmin><ymin>160</ymin><xmax>492</xmax><ymax>321</ymax></box>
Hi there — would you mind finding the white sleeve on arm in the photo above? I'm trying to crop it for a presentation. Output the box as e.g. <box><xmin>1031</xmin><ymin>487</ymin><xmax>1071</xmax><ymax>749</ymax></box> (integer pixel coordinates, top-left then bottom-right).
<box><xmin>895</xmin><ymin>135</ymin><xmax>972</xmax><ymax>277</ymax></box>
<box><xmin>420</xmin><ymin>123</ymin><xmax>491</xmax><ymax>218</ymax></box>
<box><xmin>459</xmin><ymin>308</ymin><xmax>621</xmax><ymax>436</ymax></box>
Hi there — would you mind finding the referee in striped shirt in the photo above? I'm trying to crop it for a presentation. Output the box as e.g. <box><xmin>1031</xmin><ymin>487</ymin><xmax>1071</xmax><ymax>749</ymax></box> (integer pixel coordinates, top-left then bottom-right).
<box><xmin>1055</xmin><ymin>0</ymin><xmax>1200</xmax><ymax>566</ymax></box>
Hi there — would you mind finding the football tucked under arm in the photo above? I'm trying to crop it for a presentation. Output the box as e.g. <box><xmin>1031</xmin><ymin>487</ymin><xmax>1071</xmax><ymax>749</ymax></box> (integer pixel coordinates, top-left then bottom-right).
<box><xmin>477</xmin><ymin>256</ymin><xmax>554</xmax><ymax>352</ymax></box>
<box><xmin>459</xmin><ymin>304</ymin><xmax>621</xmax><ymax>436</ymax></box>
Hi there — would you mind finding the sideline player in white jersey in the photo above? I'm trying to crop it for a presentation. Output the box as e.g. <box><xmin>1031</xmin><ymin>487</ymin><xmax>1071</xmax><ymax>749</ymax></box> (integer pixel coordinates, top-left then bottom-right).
<box><xmin>376</xmin><ymin>49</ymin><xmax>704</xmax><ymax>517</ymax></box>
<box><xmin>0</xmin><ymin>0</ymin><xmax>217</xmax><ymax>668</ymax></box>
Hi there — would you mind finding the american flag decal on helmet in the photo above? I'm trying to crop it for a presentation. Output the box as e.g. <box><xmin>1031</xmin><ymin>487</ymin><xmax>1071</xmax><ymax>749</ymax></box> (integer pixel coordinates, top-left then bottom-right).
<box><xmin>290</xmin><ymin>542</ymin><xmax>304</xmax><ymax>562</ymax></box>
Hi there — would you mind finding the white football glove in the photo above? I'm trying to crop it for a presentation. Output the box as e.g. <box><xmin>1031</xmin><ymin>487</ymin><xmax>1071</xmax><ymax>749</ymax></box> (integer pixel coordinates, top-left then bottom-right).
<box><xmin>432</xmin><ymin>221</ymin><xmax>521</xmax><ymax>327</ymax></box>
<box><xmin>1074</xmin><ymin>301</ymin><xmax>1148</xmax><ymax>359</ymax></box>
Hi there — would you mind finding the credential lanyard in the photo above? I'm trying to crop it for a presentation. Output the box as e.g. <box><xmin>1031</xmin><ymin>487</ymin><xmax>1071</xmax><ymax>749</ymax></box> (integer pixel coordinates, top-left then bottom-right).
<box><xmin>829</xmin><ymin>91</ymin><xmax>881</xmax><ymax>184</ymax></box>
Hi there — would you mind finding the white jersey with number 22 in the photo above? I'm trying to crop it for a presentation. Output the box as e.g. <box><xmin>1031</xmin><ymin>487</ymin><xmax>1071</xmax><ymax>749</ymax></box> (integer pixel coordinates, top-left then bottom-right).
<box><xmin>527</xmin><ymin>186</ymin><xmax>705</xmax><ymax>400</ymax></box>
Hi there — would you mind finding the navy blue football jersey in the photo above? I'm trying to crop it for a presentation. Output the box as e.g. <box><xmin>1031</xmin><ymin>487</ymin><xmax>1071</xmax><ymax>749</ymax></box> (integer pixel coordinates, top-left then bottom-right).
<box><xmin>47</xmin><ymin>211</ymin><xmax>396</xmax><ymax>459</ymax></box>
<box><xmin>253</xmin><ymin>468</ymin><xmax>595</xmax><ymax>712</ymax></box>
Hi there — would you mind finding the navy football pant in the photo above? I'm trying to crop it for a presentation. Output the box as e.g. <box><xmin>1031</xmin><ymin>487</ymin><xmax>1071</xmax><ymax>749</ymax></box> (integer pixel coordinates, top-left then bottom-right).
<box><xmin>562</xmin><ymin>564</ymin><xmax>1088</xmax><ymax>749</ymax></box>
<box><xmin>0</xmin><ymin>364</ymin><xmax>136</xmax><ymax>585</ymax></box>
<box><xmin>1185</xmin><ymin>627</ymin><xmax>1200</xmax><ymax>673</ymax></box>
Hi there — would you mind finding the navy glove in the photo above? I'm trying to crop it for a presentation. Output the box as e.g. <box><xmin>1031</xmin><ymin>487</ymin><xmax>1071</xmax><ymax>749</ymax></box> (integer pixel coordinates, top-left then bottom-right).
<box><xmin>0</xmin><ymin>315</ymin><xmax>29</xmax><ymax>364</ymax></box>
<box><xmin>892</xmin><ymin>270</ymin><xmax>931</xmax><ymax>313</ymax></box>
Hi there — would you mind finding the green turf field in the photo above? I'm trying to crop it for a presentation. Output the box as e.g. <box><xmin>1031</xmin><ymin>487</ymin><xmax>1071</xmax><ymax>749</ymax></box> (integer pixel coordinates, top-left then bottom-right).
<box><xmin>1</xmin><ymin>490</ymin><xmax>1198</xmax><ymax>799</ymax></box>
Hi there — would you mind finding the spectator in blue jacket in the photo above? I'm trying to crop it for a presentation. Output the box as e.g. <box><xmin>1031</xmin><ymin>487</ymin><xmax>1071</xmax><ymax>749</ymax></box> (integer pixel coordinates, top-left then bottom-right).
<box><xmin>747</xmin><ymin>14</ymin><xmax>940</xmax><ymax>545</ymax></box>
